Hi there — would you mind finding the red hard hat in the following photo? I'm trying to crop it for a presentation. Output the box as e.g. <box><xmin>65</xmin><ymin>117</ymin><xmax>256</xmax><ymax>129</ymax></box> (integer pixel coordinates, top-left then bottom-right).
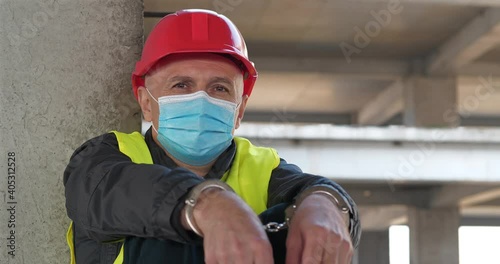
<box><xmin>132</xmin><ymin>9</ymin><xmax>257</xmax><ymax>99</ymax></box>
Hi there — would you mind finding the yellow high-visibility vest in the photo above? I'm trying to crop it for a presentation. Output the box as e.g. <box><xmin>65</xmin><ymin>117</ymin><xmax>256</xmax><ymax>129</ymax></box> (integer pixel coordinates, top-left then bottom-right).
<box><xmin>67</xmin><ymin>131</ymin><xmax>280</xmax><ymax>264</ymax></box>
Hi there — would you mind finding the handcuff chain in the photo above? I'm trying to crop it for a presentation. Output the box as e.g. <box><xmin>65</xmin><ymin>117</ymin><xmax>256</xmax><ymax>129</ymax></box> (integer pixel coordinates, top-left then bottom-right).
<box><xmin>263</xmin><ymin>221</ymin><xmax>288</xmax><ymax>232</ymax></box>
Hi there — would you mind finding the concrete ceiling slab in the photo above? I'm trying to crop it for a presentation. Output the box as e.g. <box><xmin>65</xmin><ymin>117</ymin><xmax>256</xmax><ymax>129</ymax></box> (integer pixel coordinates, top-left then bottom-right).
<box><xmin>142</xmin><ymin>0</ymin><xmax>500</xmax><ymax>123</ymax></box>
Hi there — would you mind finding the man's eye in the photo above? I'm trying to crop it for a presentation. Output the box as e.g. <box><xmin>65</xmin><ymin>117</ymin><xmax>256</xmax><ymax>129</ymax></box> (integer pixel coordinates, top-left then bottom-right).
<box><xmin>173</xmin><ymin>83</ymin><xmax>187</xmax><ymax>89</ymax></box>
<box><xmin>214</xmin><ymin>86</ymin><xmax>228</xmax><ymax>93</ymax></box>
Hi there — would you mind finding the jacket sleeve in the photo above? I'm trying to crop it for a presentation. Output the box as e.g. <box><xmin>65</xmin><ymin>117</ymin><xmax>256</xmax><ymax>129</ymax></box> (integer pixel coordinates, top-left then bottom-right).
<box><xmin>267</xmin><ymin>158</ymin><xmax>361</xmax><ymax>248</ymax></box>
<box><xmin>63</xmin><ymin>133</ymin><xmax>203</xmax><ymax>243</ymax></box>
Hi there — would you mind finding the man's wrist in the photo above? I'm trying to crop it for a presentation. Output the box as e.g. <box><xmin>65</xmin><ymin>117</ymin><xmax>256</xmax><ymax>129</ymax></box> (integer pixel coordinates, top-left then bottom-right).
<box><xmin>286</xmin><ymin>185</ymin><xmax>351</xmax><ymax>229</ymax></box>
<box><xmin>183</xmin><ymin>180</ymin><xmax>234</xmax><ymax>237</ymax></box>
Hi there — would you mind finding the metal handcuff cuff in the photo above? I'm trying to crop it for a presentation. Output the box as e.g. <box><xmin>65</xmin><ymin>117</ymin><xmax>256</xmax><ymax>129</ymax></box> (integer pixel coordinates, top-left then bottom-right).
<box><xmin>184</xmin><ymin>180</ymin><xmax>351</xmax><ymax>236</ymax></box>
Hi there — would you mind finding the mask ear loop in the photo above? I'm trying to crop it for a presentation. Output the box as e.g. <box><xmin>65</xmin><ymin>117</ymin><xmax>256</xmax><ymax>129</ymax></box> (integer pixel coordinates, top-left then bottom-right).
<box><xmin>145</xmin><ymin>87</ymin><xmax>159</xmax><ymax>104</ymax></box>
<box><xmin>145</xmin><ymin>87</ymin><xmax>160</xmax><ymax>134</ymax></box>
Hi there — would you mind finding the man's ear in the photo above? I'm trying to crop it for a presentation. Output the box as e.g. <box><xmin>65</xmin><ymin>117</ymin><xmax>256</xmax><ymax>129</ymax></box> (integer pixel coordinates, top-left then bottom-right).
<box><xmin>137</xmin><ymin>86</ymin><xmax>153</xmax><ymax>122</ymax></box>
<box><xmin>235</xmin><ymin>95</ymin><xmax>249</xmax><ymax>130</ymax></box>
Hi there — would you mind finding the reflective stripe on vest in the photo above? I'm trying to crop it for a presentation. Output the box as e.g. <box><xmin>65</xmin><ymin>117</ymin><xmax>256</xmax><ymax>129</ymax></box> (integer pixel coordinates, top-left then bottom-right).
<box><xmin>67</xmin><ymin>131</ymin><xmax>280</xmax><ymax>263</ymax></box>
<box><xmin>66</xmin><ymin>222</ymin><xmax>76</xmax><ymax>264</ymax></box>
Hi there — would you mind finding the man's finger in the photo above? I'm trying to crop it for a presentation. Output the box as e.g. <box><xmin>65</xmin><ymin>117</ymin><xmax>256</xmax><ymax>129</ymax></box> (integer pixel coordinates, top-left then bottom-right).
<box><xmin>322</xmin><ymin>234</ymin><xmax>343</xmax><ymax>263</ymax></box>
<box><xmin>339</xmin><ymin>239</ymin><xmax>354</xmax><ymax>264</ymax></box>
<box><xmin>253</xmin><ymin>239</ymin><xmax>274</xmax><ymax>264</ymax></box>
<box><xmin>285</xmin><ymin>230</ymin><xmax>302</xmax><ymax>264</ymax></box>
<box><xmin>300</xmin><ymin>232</ymin><xmax>326</xmax><ymax>264</ymax></box>
<box><xmin>322</xmin><ymin>244</ymin><xmax>339</xmax><ymax>264</ymax></box>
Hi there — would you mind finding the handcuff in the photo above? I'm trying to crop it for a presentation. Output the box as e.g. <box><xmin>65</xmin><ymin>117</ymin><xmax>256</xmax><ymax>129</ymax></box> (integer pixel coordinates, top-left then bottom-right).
<box><xmin>285</xmin><ymin>185</ymin><xmax>351</xmax><ymax>227</ymax></box>
<box><xmin>266</xmin><ymin>185</ymin><xmax>351</xmax><ymax>232</ymax></box>
<box><xmin>184</xmin><ymin>180</ymin><xmax>234</xmax><ymax>237</ymax></box>
<box><xmin>184</xmin><ymin>181</ymin><xmax>352</xmax><ymax>236</ymax></box>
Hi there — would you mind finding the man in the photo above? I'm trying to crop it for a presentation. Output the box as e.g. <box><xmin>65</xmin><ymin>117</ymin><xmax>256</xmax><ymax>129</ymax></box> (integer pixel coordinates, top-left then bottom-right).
<box><xmin>64</xmin><ymin>9</ymin><xmax>360</xmax><ymax>264</ymax></box>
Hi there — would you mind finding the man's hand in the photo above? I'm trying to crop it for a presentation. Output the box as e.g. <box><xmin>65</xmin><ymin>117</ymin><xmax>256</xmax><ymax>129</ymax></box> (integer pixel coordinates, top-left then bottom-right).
<box><xmin>190</xmin><ymin>189</ymin><xmax>274</xmax><ymax>264</ymax></box>
<box><xmin>285</xmin><ymin>194</ymin><xmax>354</xmax><ymax>264</ymax></box>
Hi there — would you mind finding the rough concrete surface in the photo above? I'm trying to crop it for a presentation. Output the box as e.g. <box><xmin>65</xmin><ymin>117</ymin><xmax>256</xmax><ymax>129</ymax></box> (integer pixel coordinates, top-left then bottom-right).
<box><xmin>409</xmin><ymin>207</ymin><xmax>460</xmax><ymax>264</ymax></box>
<box><xmin>0</xmin><ymin>0</ymin><xmax>143</xmax><ymax>262</ymax></box>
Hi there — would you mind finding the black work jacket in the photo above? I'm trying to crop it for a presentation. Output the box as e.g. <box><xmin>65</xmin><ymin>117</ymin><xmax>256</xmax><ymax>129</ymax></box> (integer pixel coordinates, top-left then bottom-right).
<box><xmin>63</xmin><ymin>128</ymin><xmax>361</xmax><ymax>263</ymax></box>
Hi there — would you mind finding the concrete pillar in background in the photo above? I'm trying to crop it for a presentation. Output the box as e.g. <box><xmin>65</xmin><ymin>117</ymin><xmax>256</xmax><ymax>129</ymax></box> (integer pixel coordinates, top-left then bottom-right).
<box><xmin>408</xmin><ymin>207</ymin><xmax>460</xmax><ymax>264</ymax></box>
<box><xmin>357</xmin><ymin>230</ymin><xmax>390</xmax><ymax>264</ymax></box>
<box><xmin>403</xmin><ymin>77</ymin><xmax>458</xmax><ymax>127</ymax></box>
<box><xmin>0</xmin><ymin>0</ymin><xmax>143</xmax><ymax>263</ymax></box>
<box><xmin>351</xmin><ymin>249</ymin><xmax>359</xmax><ymax>264</ymax></box>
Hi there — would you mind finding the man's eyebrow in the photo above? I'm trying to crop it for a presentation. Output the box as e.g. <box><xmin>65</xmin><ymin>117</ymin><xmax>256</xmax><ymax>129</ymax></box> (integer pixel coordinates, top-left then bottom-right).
<box><xmin>208</xmin><ymin>76</ymin><xmax>234</xmax><ymax>87</ymax></box>
<box><xmin>167</xmin><ymin>76</ymin><xmax>195</xmax><ymax>84</ymax></box>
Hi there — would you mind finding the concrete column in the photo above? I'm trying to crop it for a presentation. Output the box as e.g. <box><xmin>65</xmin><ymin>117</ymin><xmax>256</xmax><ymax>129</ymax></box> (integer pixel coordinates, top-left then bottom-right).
<box><xmin>357</xmin><ymin>230</ymin><xmax>390</xmax><ymax>264</ymax></box>
<box><xmin>408</xmin><ymin>207</ymin><xmax>460</xmax><ymax>264</ymax></box>
<box><xmin>351</xmin><ymin>249</ymin><xmax>359</xmax><ymax>264</ymax></box>
<box><xmin>0</xmin><ymin>0</ymin><xmax>143</xmax><ymax>263</ymax></box>
<box><xmin>403</xmin><ymin>77</ymin><xmax>458</xmax><ymax>127</ymax></box>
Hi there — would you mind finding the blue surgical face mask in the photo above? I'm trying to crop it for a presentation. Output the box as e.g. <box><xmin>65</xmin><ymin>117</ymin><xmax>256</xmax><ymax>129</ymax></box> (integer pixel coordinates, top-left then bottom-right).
<box><xmin>146</xmin><ymin>89</ymin><xmax>238</xmax><ymax>166</ymax></box>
